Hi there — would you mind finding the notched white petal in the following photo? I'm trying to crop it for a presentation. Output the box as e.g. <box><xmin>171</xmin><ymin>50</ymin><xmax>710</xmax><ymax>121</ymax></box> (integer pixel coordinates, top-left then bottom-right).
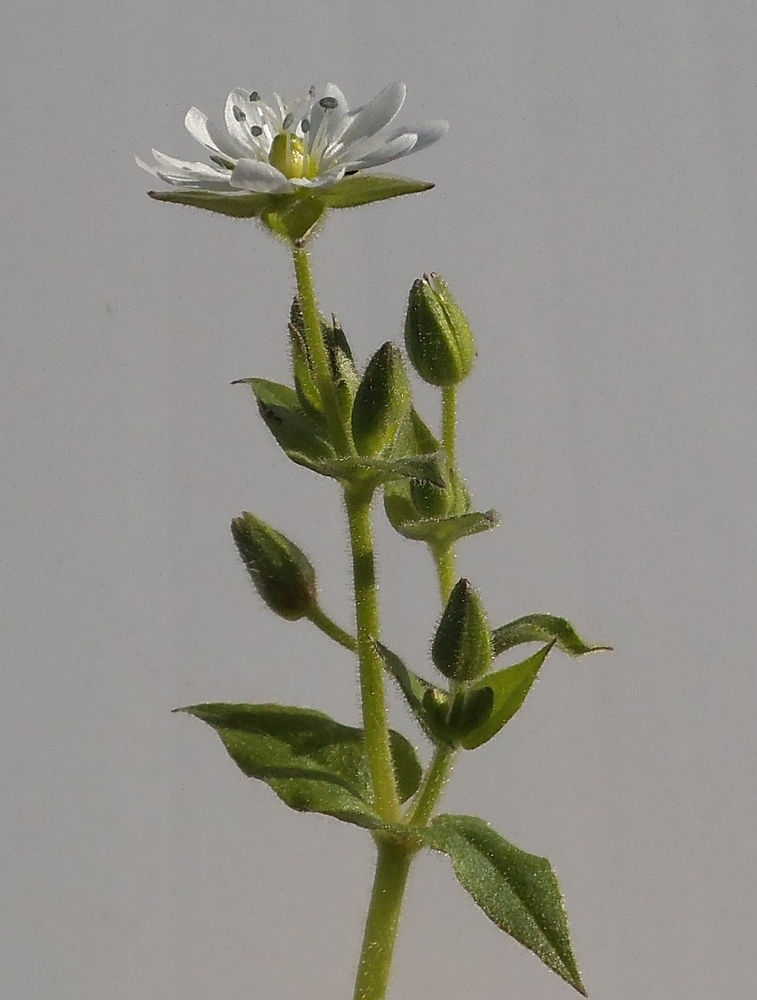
<box><xmin>230</xmin><ymin>158</ymin><xmax>294</xmax><ymax>193</ymax></box>
<box><xmin>346</xmin><ymin>133</ymin><xmax>418</xmax><ymax>170</ymax></box>
<box><xmin>339</xmin><ymin>82</ymin><xmax>406</xmax><ymax>146</ymax></box>
<box><xmin>397</xmin><ymin>120</ymin><xmax>449</xmax><ymax>155</ymax></box>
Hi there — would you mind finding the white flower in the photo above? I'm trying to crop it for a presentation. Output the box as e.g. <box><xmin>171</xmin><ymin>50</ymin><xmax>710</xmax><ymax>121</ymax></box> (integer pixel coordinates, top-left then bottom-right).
<box><xmin>137</xmin><ymin>82</ymin><xmax>448</xmax><ymax>195</ymax></box>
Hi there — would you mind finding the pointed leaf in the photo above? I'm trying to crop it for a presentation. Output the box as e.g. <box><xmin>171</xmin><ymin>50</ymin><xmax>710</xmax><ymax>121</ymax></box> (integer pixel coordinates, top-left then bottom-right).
<box><xmin>459</xmin><ymin>643</ymin><xmax>553</xmax><ymax>750</ymax></box>
<box><xmin>425</xmin><ymin>815</ymin><xmax>586</xmax><ymax>996</ymax></box>
<box><xmin>384</xmin><ymin>504</ymin><xmax>500</xmax><ymax>545</ymax></box>
<box><xmin>177</xmin><ymin>703</ymin><xmax>422</xmax><ymax>829</ymax></box>
<box><xmin>321</xmin><ymin>175</ymin><xmax>434</xmax><ymax>209</ymax></box>
<box><xmin>313</xmin><ymin>452</ymin><xmax>446</xmax><ymax>488</ymax></box>
<box><xmin>234</xmin><ymin>377</ymin><xmax>336</xmax><ymax>471</ymax></box>
<box><xmin>492</xmin><ymin>614</ymin><xmax>612</xmax><ymax>658</ymax></box>
<box><xmin>148</xmin><ymin>188</ymin><xmax>274</xmax><ymax>219</ymax></box>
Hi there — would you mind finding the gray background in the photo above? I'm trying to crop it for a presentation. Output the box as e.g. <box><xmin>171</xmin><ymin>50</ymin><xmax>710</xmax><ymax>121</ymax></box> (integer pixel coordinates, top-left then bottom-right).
<box><xmin>3</xmin><ymin>1</ymin><xmax>756</xmax><ymax>998</ymax></box>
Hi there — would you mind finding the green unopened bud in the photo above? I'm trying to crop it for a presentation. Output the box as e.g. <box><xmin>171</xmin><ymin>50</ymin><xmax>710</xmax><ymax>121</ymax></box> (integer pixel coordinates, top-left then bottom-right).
<box><xmin>404</xmin><ymin>273</ymin><xmax>476</xmax><ymax>386</ymax></box>
<box><xmin>231</xmin><ymin>512</ymin><xmax>317</xmax><ymax>621</ymax></box>
<box><xmin>351</xmin><ymin>342</ymin><xmax>411</xmax><ymax>456</ymax></box>
<box><xmin>432</xmin><ymin>578</ymin><xmax>492</xmax><ymax>681</ymax></box>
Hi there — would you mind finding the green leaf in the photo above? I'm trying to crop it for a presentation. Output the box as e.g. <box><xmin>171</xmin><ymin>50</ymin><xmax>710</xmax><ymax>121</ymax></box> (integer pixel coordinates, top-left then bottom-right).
<box><xmin>147</xmin><ymin>188</ymin><xmax>275</xmax><ymax>219</ymax></box>
<box><xmin>383</xmin><ymin>502</ymin><xmax>500</xmax><ymax>546</ymax></box>
<box><xmin>234</xmin><ymin>377</ymin><xmax>336</xmax><ymax>472</ymax></box>
<box><xmin>459</xmin><ymin>643</ymin><xmax>553</xmax><ymax>750</ymax></box>
<box><xmin>373</xmin><ymin>641</ymin><xmax>453</xmax><ymax>746</ymax></box>
<box><xmin>425</xmin><ymin>815</ymin><xmax>586</xmax><ymax>996</ymax></box>
<box><xmin>492</xmin><ymin>614</ymin><xmax>612</xmax><ymax>658</ymax></box>
<box><xmin>176</xmin><ymin>703</ymin><xmax>422</xmax><ymax>829</ymax></box>
<box><xmin>313</xmin><ymin>451</ymin><xmax>447</xmax><ymax>489</ymax></box>
<box><xmin>321</xmin><ymin>175</ymin><xmax>435</xmax><ymax>209</ymax></box>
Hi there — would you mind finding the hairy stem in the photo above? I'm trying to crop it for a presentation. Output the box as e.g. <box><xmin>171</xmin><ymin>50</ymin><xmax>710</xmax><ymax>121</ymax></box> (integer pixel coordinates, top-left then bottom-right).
<box><xmin>291</xmin><ymin>245</ymin><xmax>352</xmax><ymax>454</ymax></box>
<box><xmin>407</xmin><ymin>744</ymin><xmax>456</xmax><ymax>826</ymax></box>
<box><xmin>344</xmin><ymin>482</ymin><xmax>401</xmax><ymax>821</ymax></box>
<box><xmin>307</xmin><ymin>606</ymin><xmax>357</xmax><ymax>652</ymax></box>
<box><xmin>352</xmin><ymin>840</ymin><xmax>414</xmax><ymax>1000</ymax></box>
<box><xmin>441</xmin><ymin>384</ymin><xmax>457</xmax><ymax>461</ymax></box>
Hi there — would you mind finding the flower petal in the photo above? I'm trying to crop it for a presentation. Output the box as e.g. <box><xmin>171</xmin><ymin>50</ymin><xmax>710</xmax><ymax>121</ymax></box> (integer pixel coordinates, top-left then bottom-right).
<box><xmin>230</xmin><ymin>158</ymin><xmax>294</xmax><ymax>193</ymax></box>
<box><xmin>291</xmin><ymin>167</ymin><xmax>346</xmax><ymax>189</ymax></box>
<box><xmin>391</xmin><ymin>120</ymin><xmax>449</xmax><ymax>156</ymax></box>
<box><xmin>307</xmin><ymin>83</ymin><xmax>350</xmax><ymax>159</ymax></box>
<box><xmin>338</xmin><ymin>82</ymin><xmax>406</xmax><ymax>146</ymax></box>
<box><xmin>150</xmin><ymin>149</ymin><xmax>229</xmax><ymax>179</ymax></box>
<box><xmin>341</xmin><ymin>133</ymin><xmax>418</xmax><ymax>170</ymax></box>
<box><xmin>224</xmin><ymin>91</ymin><xmax>263</xmax><ymax>158</ymax></box>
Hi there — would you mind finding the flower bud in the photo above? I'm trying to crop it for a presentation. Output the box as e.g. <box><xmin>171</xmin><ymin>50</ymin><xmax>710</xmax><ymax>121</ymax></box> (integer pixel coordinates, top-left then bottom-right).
<box><xmin>351</xmin><ymin>342</ymin><xmax>411</xmax><ymax>456</ymax></box>
<box><xmin>432</xmin><ymin>579</ymin><xmax>492</xmax><ymax>681</ymax></box>
<box><xmin>404</xmin><ymin>273</ymin><xmax>476</xmax><ymax>386</ymax></box>
<box><xmin>231</xmin><ymin>512</ymin><xmax>317</xmax><ymax>621</ymax></box>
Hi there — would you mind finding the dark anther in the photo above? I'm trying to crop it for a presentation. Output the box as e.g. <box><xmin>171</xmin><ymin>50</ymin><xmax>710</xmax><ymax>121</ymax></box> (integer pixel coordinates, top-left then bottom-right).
<box><xmin>232</xmin><ymin>106</ymin><xmax>246</xmax><ymax>122</ymax></box>
<box><xmin>319</xmin><ymin>96</ymin><xmax>338</xmax><ymax>109</ymax></box>
<box><xmin>249</xmin><ymin>91</ymin><xmax>260</xmax><ymax>101</ymax></box>
<box><xmin>250</xmin><ymin>125</ymin><xmax>263</xmax><ymax>137</ymax></box>
<box><xmin>301</xmin><ymin>118</ymin><xmax>311</xmax><ymax>133</ymax></box>
<box><xmin>282</xmin><ymin>112</ymin><xmax>294</xmax><ymax>130</ymax></box>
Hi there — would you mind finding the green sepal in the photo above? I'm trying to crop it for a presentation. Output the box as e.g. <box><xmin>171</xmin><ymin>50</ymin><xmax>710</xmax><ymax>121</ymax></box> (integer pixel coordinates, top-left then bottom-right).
<box><xmin>176</xmin><ymin>703</ymin><xmax>422</xmax><ymax>829</ymax></box>
<box><xmin>492</xmin><ymin>613</ymin><xmax>612</xmax><ymax>658</ymax></box>
<box><xmin>261</xmin><ymin>196</ymin><xmax>327</xmax><ymax>243</ymax></box>
<box><xmin>288</xmin><ymin>307</ymin><xmax>359</xmax><ymax>426</ymax></box>
<box><xmin>423</xmin><ymin>814</ymin><xmax>587</xmax><ymax>996</ymax></box>
<box><xmin>234</xmin><ymin>377</ymin><xmax>336</xmax><ymax>472</ymax></box>
<box><xmin>404</xmin><ymin>273</ymin><xmax>476</xmax><ymax>387</ymax></box>
<box><xmin>351</xmin><ymin>342</ymin><xmax>412</xmax><ymax>456</ymax></box>
<box><xmin>230</xmin><ymin>512</ymin><xmax>317</xmax><ymax>621</ymax></box>
<box><xmin>457</xmin><ymin>642</ymin><xmax>554</xmax><ymax>750</ymax></box>
<box><xmin>312</xmin><ymin>451</ymin><xmax>447</xmax><ymax>490</ymax></box>
<box><xmin>320</xmin><ymin>175</ymin><xmax>435</xmax><ymax>208</ymax></box>
<box><xmin>373</xmin><ymin>641</ymin><xmax>453</xmax><ymax>746</ymax></box>
<box><xmin>432</xmin><ymin>578</ymin><xmax>493</xmax><ymax>682</ymax></box>
<box><xmin>147</xmin><ymin>188</ymin><xmax>274</xmax><ymax>219</ymax></box>
<box><xmin>445</xmin><ymin>686</ymin><xmax>495</xmax><ymax>742</ymax></box>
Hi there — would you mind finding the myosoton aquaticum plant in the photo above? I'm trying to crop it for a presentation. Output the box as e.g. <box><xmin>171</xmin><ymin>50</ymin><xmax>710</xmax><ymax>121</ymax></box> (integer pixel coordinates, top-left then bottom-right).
<box><xmin>138</xmin><ymin>78</ymin><xmax>610</xmax><ymax>1000</ymax></box>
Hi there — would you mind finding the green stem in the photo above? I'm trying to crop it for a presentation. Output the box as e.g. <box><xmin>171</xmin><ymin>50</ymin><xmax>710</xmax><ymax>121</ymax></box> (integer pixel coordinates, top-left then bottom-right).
<box><xmin>291</xmin><ymin>245</ymin><xmax>352</xmax><ymax>454</ymax></box>
<box><xmin>352</xmin><ymin>840</ymin><xmax>414</xmax><ymax>1000</ymax></box>
<box><xmin>407</xmin><ymin>744</ymin><xmax>456</xmax><ymax>826</ymax></box>
<box><xmin>441</xmin><ymin>384</ymin><xmax>457</xmax><ymax>461</ymax></box>
<box><xmin>344</xmin><ymin>482</ymin><xmax>401</xmax><ymax>821</ymax></box>
<box><xmin>432</xmin><ymin>543</ymin><xmax>457</xmax><ymax>604</ymax></box>
<box><xmin>432</xmin><ymin>384</ymin><xmax>460</xmax><ymax>602</ymax></box>
<box><xmin>307</xmin><ymin>606</ymin><xmax>357</xmax><ymax>652</ymax></box>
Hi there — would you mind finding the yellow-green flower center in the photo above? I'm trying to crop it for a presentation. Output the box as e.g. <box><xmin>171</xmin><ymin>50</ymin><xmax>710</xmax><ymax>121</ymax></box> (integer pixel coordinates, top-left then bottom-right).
<box><xmin>268</xmin><ymin>132</ymin><xmax>317</xmax><ymax>180</ymax></box>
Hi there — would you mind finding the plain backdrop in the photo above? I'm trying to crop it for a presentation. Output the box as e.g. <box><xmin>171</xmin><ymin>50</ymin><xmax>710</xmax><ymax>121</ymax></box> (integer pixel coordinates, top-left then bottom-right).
<box><xmin>3</xmin><ymin>1</ymin><xmax>756</xmax><ymax>998</ymax></box>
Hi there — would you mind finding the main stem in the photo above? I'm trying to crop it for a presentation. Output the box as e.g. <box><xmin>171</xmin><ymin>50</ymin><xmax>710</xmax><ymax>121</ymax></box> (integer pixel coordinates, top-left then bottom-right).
<box><xmin>352</xmin><ymin>841</ymin><xmax>414</xmax><ymax>1000</ymax></box>
<box><xmin>292</xmin><ymin>245</ymin><xmax>352</xmax><ymax>454</ymax></box>
<box><xmin>344</xmin><ymin>482</ymin><xmax>401</xmax><ymax>822</ymax></box>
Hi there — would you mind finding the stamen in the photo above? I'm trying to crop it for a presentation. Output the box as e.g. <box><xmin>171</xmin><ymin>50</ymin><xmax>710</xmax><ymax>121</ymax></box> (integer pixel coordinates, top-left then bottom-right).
<box><xmin>301</xmin><ymin>118</ymin><xmax>311</xmax><ymax>133</ymax></box>
<box><xmin>308</xmin><ymin>86</ymin><xmax>315</xmax><ymax>97</ymax></box>
<box><xmin>232</xmin><ymin>106</ymin><xmax>246</xmax><ymax>122</ymax></box>
<box><xmin>249</xmin><ymin>91</ymin><xmax>260</xmax><ymax>102</ymax></box>
<box><xmin>282</xmin><ymin>112</ymin><xmax>294</xmax><ymax>130</ymax></box>
<box><xmin>319</xmin><ymin>96</ymin><xmax>338</xmax><ymax>110</ymax></box>
<box><xmin>250</xmin><ymin>125</ymin><xmax>263</xmax><ymax>137</ymax></box>
<box><xmin>210</xmin><ymin>154</ymin><xmax>235</xmax><ymax>170</ymax></box>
